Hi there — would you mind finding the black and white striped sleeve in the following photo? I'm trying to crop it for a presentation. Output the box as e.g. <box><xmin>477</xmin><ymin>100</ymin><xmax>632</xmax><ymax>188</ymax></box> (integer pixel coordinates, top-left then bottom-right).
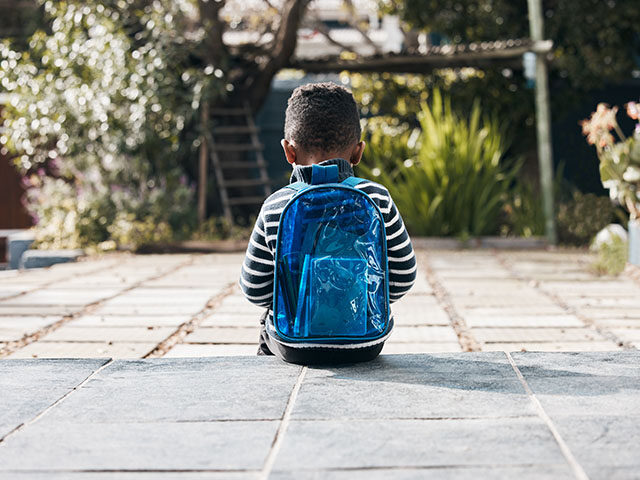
<box><xmin>239</xmin><ymin>208</ymin><xmax>275</xmax><ymax>307</ymax></box>
<box><xmin>384</xmin><ymin>194</ymin><xmax>417</xmax><ymax>303</ymax></box>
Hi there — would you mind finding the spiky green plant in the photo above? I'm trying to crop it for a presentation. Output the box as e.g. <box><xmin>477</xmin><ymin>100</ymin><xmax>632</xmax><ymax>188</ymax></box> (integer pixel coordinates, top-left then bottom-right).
<box><xmin>359</xmin><ymin>90</ymin><xmax>520</xmax><ymax>236</ymax></box>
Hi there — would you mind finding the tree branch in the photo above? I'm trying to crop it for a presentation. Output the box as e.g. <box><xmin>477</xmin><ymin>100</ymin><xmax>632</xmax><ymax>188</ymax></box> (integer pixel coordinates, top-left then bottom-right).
<box><xmin>343</xmin><ymin>0</ymin><xmax>381</xmax><ymax>55</ymax></box>
<box><xmin>239</xmin><ymin>0</ymin><xmax>310</xmax><ymax>111</ymax></box>
<box><xmin>197</xmin><ymin>0</ymin><xmax>228</xmax><ymax>66</ymax></box>
<box><xmin>310</xmin><ymin>15</ymin><xmax>355</xmax><ymax>53</ymax></box>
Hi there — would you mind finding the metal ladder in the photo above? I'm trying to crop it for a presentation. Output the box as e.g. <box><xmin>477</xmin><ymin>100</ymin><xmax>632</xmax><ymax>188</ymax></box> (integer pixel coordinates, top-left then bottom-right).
<box><xmin>206</xmin><ymin>103</ymin><xmax>272</xmax><ymax>223</ymax></box>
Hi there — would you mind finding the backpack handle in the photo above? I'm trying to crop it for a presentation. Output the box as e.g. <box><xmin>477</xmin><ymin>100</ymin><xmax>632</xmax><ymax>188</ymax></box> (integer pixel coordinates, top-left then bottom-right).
<box><xmin>311</xmin><ymin>164</ymin><xmax>339</xmax><ymax>184</ymax></box>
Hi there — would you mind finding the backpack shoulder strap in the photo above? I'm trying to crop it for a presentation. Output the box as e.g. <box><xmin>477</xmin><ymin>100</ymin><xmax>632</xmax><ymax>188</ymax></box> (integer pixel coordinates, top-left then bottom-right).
<box><xmin>285</xmin><ymin>181</ymin><xmax>309</xmax><ymax>193</ymax></box>
<box><xmin>341</xmin><ymin>176</ymin><xmax>367</xmax><ymax>188</ymax></box>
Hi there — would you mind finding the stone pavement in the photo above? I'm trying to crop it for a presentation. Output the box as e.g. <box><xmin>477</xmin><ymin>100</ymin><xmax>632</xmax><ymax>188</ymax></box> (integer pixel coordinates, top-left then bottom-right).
<box><xmin>0</xmin><ymin>249</ymin><xmax>639</xmax><ymax>359</ymax></box>
<box><xmin>0</xmin><ymin>352</ymin><xmax>638</xmax><ymax>479</ymax></box>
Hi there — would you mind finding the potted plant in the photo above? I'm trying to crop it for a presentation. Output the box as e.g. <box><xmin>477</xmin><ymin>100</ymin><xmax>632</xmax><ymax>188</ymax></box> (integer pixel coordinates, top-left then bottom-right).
<box><xmin>582</xmin><ymin>101</ymin><xmax>640</xmax><ymax>265</ymax></box>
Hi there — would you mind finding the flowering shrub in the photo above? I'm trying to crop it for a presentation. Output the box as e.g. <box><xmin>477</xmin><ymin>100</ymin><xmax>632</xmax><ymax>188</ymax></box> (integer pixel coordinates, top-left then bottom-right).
<box><xmin>0</xmin><ymin>0</ymin><xmax>222</xmax><ymax>249</ymax></box>
<box><xmin>581</xmin><ymin>101</ymin><xmax>640</xmax><ymax>219</ymax></box>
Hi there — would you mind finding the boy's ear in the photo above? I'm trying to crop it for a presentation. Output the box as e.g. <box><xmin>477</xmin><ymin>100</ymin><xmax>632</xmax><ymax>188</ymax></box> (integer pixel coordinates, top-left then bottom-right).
<box><xmin>350</xmin><ymin>140</ymin><xmax>365</xmax><ymax>166</ymax></box>
<box><xmin>281</xmin><ymin>139</ymin><xmax>297</xmax><ymax>165</ymax></box>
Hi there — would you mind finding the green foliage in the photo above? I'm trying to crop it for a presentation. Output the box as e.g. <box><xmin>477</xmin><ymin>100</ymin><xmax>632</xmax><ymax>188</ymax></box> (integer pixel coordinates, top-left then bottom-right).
<box><xmin>358</xmin><ymin>90</ymin><xmax>519</xmax><ymax>236</ymax></box>
<box><xmin>0</xmin><ymin>0</ymin><xmax>223</xmax><ymax>249</ymax></box>
<box><xmin>591</xmin><ymin>233</ymin><xmax>628</xmax><ymax>276</ymax></box>
<box><xmin>556</xmin><ymin>191</ymin><xmax>616</xmax><ymax>246</ymax></box>
<box><xmin>191</xmin><ymin>217</ymin><xmax>253</xmax><ymax>242</ymax></box>
<box><xmin>502</xmin><ymin>179</ymin><xmax>546</xmax><ymax>238</ymax></box>
<box><xmin>382</xmin><ymin>0</ymin><xmax>640</xmax><ymax>92</ymax></box>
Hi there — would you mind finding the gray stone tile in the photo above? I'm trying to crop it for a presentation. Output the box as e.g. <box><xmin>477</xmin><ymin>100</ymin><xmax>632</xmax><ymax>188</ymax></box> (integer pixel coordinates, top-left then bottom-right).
<box><xmin>511</xmin><ymin>352</ymin><xmax>640</xmax><ymax>416</ymax></box>
<box><xmin>0</xmin><ymin>305</ymin><xmax>78</xmax><ymax>316</ymax></box>
<box><xmin>292</xmin><ymin>353</ymin><xmax>531</xmax><ymax>420</ymax></box>
<box><xmin>511</xmin><ymin>351</ymin><xmax>640</xmax><ymax>377</ymax></box>
<box><xmin>270</xmin><ymin>465</ymin><xmax>573</xmax><ymax>480</ymax></box>
<box><xmin>201</xmin><ymin>313</ymin><xmax>261</xmax><ymax>327</ymax></box>
<box><xmin>44</xmin><ymin>357</ymin><xmax>300</xmax><ymax>422</ymax></box>
<box><xmin>164</xmin><ymin>344</ymin><xmax>259</xmax><ymax>357</ymax></box>
<box><xmin>0</xmin><ymin>316</ymin><xmax>62</xmax><ymax>330</ymax></box>
<box><xmin>5</xmin><ymin>289</ymin><xmax>121</xmax><ymax>306</ymax></box>
<box><xmin>552</xmin><ymin>415</ymin><xmax>640</xmax><ymax>474</ymax></box>
<box><xmin>611</xmin><ymin>328</ymin><xmax>640</xmax><ymax>342</ymax></box>
<box><xmin>275</xmin><ymin>418</ymin><xmax>564</xmax><ymax>470</ymax></box>
<box><xmin>41</xmin><ymin>326</ymin><xmax>175</xmax><ymax>343</ymax></box>
<box><xmin>5</xmin><ymin>473</ymin><xmax>257</xmax><ymax>480</ymax></box>
<box><xmin>0</xmin><ymin>359</ymin><xmax>108</xmax><ymax>438</ymax></box>
<box><xmin>91</xmin><ymin>304</ymin><xmax>204</xmax><ymax>316</ymax></box>
<box><xmin>0</xmin><ymin>421</ymin><xmax>276</xmax><ymax>471</ymax></box>
<box><xmin>183</xmin><ymin>327</ymin><xmax>260</xmax><ymax>344</ymax></box>
<box><xmin>480</xmin><ymin>342</ymin><xmax>621</xmax><ymax>352</ymax></box>
<box><xmin>464</xmin><ymin>315</ymin><xmax>584</xmax><ymax>328</ymax></box>
<box><xmin>389</xmin><ymin>326</ymin><xmax>459</xmax><ymax>343</ymax></box>
<box><xmin>473</xmin><ymin>327</ymin><xmax>608</xmax><ymax>343</ymax></box>
<box><xmin>8</xmin><ymin>342</ymin><xmax>156</xmax><ymax>359</ymax></box>
<box><xmin>393</xmin><ymin>308</ymin><xmax>450</xmax><ymax>326</ymax></box>
<box><xmin>458</xmin><ymin>306</ymin><xmax>567</xmax><ymax>316</ymax></box>
<box><xmin>382</xmin><ymin>342</ymin><xmax>462</xmax><ymax>353</ymax></box>
<box><xmin>71</xmin><ymin>314</ymin><xmax>191</xmax><ymax>328</ymax></box>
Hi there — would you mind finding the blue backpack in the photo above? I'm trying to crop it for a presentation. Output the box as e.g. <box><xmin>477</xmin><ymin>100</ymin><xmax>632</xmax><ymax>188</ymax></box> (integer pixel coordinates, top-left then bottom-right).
<box><xmin>272</xmin><ymin>163</ymin><xmax>390</xmax><ymax>345</ymax></box>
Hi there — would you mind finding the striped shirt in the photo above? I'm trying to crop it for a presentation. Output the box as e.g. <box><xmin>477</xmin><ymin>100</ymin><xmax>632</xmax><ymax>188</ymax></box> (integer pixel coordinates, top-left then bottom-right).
<box><xmin>240</xmin><ymin>158</ymin><xmax>417</xmax><ymax>337</ymax></box>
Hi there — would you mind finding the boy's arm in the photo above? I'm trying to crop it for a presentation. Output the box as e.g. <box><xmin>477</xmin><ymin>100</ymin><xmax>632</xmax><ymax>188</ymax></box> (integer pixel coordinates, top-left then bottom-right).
<box><xmin>384</xmin><ymin>195</ymin><xmax>417</xmax><ymax>303</ymax></box>
<box><xmin>239</xmin><ymin>209</ymin><xmax>274</xmax><ymax>308</ymax></box>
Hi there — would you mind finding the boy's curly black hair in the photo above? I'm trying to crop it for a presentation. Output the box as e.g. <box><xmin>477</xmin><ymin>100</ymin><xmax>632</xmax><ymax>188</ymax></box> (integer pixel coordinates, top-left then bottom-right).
<box><xmin>284</xmin><ymin>82</ymin><xmax>361</xmax><ymax>153</ymax></box>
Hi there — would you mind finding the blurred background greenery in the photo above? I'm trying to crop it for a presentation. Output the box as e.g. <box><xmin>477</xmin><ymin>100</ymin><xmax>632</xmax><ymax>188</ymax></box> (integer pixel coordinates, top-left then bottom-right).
<box><xmin>0</xmin><ymin>0</ymin><xmax>638</xmax><ymax>251</ymax></box>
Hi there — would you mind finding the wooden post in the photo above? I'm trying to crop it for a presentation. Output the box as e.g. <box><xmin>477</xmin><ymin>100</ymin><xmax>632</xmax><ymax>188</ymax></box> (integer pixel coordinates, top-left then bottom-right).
<box><xmin>527</xmin><ymin>0</ymin><xmax>557</xmax><ymax>245</ymax></box>
<box><xmin>197</xmin><ymin>101</ymin><xmax>209</xmax><ymax>224</ymax></box>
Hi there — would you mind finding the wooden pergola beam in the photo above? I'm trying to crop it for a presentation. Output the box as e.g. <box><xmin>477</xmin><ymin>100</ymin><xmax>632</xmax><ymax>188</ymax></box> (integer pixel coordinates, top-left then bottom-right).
<box><xmin>288</xmin><ymin>40</ymin><xmax>553</xmax><ymax>74</ymax></box>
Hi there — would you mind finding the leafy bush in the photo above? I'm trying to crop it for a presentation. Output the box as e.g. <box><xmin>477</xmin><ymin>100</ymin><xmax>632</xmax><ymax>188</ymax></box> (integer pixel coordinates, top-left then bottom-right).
<box><xmin>556</xmin><ymin>191</ymin><xmax>616</xmax><ymax>246</ymax></box>
<box><xmin>358</xmin><ymin>90</ymin><xmax>519</xmax><ymax>237</ymax></box>
<box><xmin>0</xmin><ymin>1</ymin><xmax>221</xmax><ymax>250</ymax></box>
<box><xmin>591</xmin><ymin>225</ymin><xmax>628</xmax><ymax>276</ymax></box>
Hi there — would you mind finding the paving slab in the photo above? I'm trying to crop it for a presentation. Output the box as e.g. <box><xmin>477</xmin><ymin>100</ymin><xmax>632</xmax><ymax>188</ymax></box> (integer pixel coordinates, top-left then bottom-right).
<box><xmin>183</xmin><ymin>326</ymin><xmax>261</xmax><ymax>344</ymax></box>
<box><xmin>3</xmin><ymin>288</ymin><xmax>121</xmax><ymax>306</ymax></box>
<box><xmin>8</xmin><ymin>341</ymin><xmax>157</xmax><ymax>358</ymax></box>
<box><xmin>464</xmin><ymin>315</ymin><xmax>584</xmax><ymax>328</ymax></box>
<box><xmin>382</xmin><ymin>342</ymin><xmax>462</xmax><ymax>353</ymax></box>
<box><xmin>480</xmin><ymin>342</ymin><xmax>621</xmax><ymax>352</ymax></box>
<box><xmin>0</xmin><ymin>358</ymin><xmax>107</xmax><ymax>437</ymax></box>
<box><xmin>269</xmin><ymin>466</ymin><xmax>573</xmax><ymax>480</ymax></box>
<box><xmin>473</xmin><ymin>327</ymin><xmax>610</xmax><ymax>343</ymax></box>
<box><xmin>164</xmin><ymin>343</ymin><xmax>259</xmax><ymax>357</ymax></box>
<box><xmin>0</xmin><ymin>353</ymin><xmax>638</xmax><ymax>478</ymax></box>
<box><xmin>0</xmin><ymin>420</ymin><xmax>277</xmax><ymax>471</ymax></box>
<box><xmin>90</xmin><ymin>304</ymin><xmax>205</xmax><ymax>316</ymax></box>
<box><xmin>551</xmin><ymin>415</ymin><xmax>640</xmax><ymax>477</ymax></box>
<box><xmin>71</xmin><ymin>314</ymin><xmax>191</xmax><ymax>328</ymax></box>
<box><xmin>393</xmin><ymin>308</ymin><xmax>451</xmax><ymax>326</ymax></box>
<box><xmin>45</xmin><ymin>357</ymin><xmax>300</xmax><ymax>422</ymax></box>
<box><xmin>6</xmin><ymin>474</ymin><xmax>256</xmax><ymax>480</ymax></box>
<box><xmin>200</xmin><ymin>312</ymin><xmax>261</xmax><ymax>327</ymax></box>
<box><xmin>40</xmin><ymin>326</ymin><xmax>175</xmax><ymax>343</ymax></box>
<box><xmin>511</xmin><ymin>351</ymin><xmax>640</xmax><ymax>416</ymax></box>
<box><xmin>275</xmin><ymin>418</ymin><xmax>563</xmax><ymax>470</ymax></box>
<box><xmin>389</xmin><ymin>326</ymin><xmax>459</xmax><ymax>343</ymax></box>
<box><xmin>293</xmin><ymin>353</ymin><xmax>532</xmax><ymax>420</ymax></box>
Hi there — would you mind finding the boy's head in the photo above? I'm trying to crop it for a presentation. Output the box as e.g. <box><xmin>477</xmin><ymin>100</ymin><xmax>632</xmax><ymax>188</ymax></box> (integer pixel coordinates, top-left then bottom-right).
<box><xmin>282</xmin><ymin>82</ymin><xmax>365</xmax><ymax>166</ymax></box>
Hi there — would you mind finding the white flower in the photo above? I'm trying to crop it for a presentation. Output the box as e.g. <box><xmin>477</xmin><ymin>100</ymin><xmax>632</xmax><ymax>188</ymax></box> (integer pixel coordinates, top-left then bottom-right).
<box><xmin>622</xmin><ymin>166</ymin><xmax>640</xmax><ymax>183</ymax></box>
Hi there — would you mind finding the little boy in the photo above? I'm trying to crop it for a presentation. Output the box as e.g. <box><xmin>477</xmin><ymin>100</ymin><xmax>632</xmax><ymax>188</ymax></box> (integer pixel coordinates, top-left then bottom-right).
<box><xmin>240</xmin><ymin>82</ymin><xmax>416</xmax><ymax>364</ymax></box>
